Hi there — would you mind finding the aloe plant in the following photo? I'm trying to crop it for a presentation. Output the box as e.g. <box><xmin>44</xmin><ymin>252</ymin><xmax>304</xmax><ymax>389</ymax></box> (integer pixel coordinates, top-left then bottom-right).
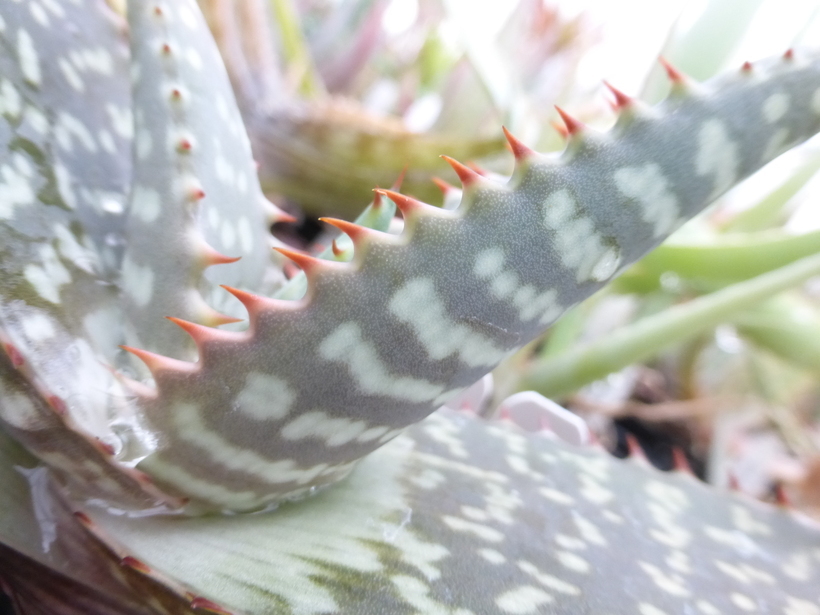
<box><xmin>1</xmin><ymin>1</ymin><xmax>820</xmax><ymax>614</ymax></box>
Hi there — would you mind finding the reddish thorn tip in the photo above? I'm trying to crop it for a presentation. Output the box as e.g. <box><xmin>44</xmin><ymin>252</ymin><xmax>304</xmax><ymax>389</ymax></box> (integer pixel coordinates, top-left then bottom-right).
<box><xmin>467</xmin><ymin>161</ymin><xmax>489</xmax><ymax>176</ymax></box>
<box><xmin>96</xmin><ymin>439</ymin><xmax>116</xmax><ymax>456</ymax></box>
<box><xmin>166</xmin><ymin>316</ymin><xmax>203</xmax><ymax>334</ymax></box>
<box><xmin>120</xmin><ymin>345</ymin><xmax>195</xmax><ymax>375</ymax></box>
<box><xmin>189</xmin><ymin>597</ymin><xmax>234</xmax><ymax>615</ymax></box>
<box><xmin>774</xmin><ymin>483</ymin><xmax>791</xmax><ymax>507</ymax></box>
<box><xmin>671</xmin><ymin>447</ymin><xmax>693</xmax><ymax>474</ymax></box>
<box><xmin>273</xmin><ymin>247</ymin><xmax>325</xmax><ymax>273</ymax></box>
<box><xmin>220</xmin><ymin>285</ymin><xmax>263</xmax><ymax>309</ymax></box>
<box><xmin>319</xmin><ymin>217</ymin><xmax>371</xmax><ymax>243</ymax></box>
<box><xmin>170</xmin><ymin>88</ymin><xmax>182</xmax><ymax>100</ymax></box>
<box><xmin>272</xmin><ymin>208</ymin><xmax>298</xmax><ymax>224</ymax></box>
<box><xmin>658</xmin><ymin>57</ymin><xmax>685</xmax><ymax>83</ymax></box>
<box><xmin>502</xmin><ymin>126</ymin><xmax>534</xmax><ymax>160</ymax></box>
<box><xmin>440</xmin><ymin>155</ymin><xmax>480</xmax><ymax>186</ymax></box>
<box><xmin>121</xmin><ymin>556</ymin><xmax>152</xmax><ymax>574</ymax></box>
<box><xmin>48</xmin><ymin>395</ymin><xmax>67</xmax><ymax>416</ymax></box>
<box><xmin>166</xmin><ymin>317</ymin><xmax>241</xmax><ymax>344</ymax></box>
<box><xmin>178</xmin><ymin>139</ymin><xmax>193</xmax><ymax>152</ymax></box>
<box><xmin>741</xmin><ymin>61</ymin><xmax>753</xmax><ymax>73</ymax></box>
<box><xmin>4</xmin><ymin>343</ymin><xmax>24</xmax><ymax>368</ymax></box>
<box><xmin>625</xmin><ymin>433</ymin><xmax>646</xmax><ymax>460</ymax></box>
<box><xmin>153</xmin><ymin>6</ymin><xmax>163</xmax><ymax>16</ymax></box>
<box><xmin>201</xmin><ymin>243</ymin><xmax>241</xmax><ymax>267</ymax></box>
<box><xmin>73</xmin><ymin>511</ymin><xmax>93</xmax><ymax>525</ymax></box>
<box><xmin>550</xmin><ymin>120</ymin><xmax>569</xmax><ymax>139</ymax></box>
<box><xmin>603</xmin><ymin>81</ymin><xmax>633</xmax><ymax>109</ymax></box>
<box><xmin>554</xmin><ymin>106</ymin><xmax>584</xmax><ymax>135</ymax></box>
<box><xmin>331</xmin><ymin>239</ymin><xmax>344</xmax><ymax>257</ymax></box>
<box><xmin>374</xmin><ymin>189</ymin><xmax>426</xmax><ymax>215</ymax></box>
<box><xmin>190</xmin><ymin>188</ymin><xmax>206</xmax><ymax>201</ymax></box>
<box><xmin>391</xmin><ymin>166</ymin><xmax>408</xmax><ymax>192</ymax></box>
<box><xmin>200</xmin><ymin>307</ymin><xmax>244</xmax><ymax>327</ymax></box>
<box><xmin>784</xmin><ymin>48</ymin><xmax>795</xmax><ymax>60</ymax></box>
<box><xmin>161</xmin><ymin>43</ymin><xmax>171</xmax><ymax>54</ymax></box>
<box><xmin>431</xmin><ymin>176</ymin><xmax>454</xmax><ymax>194</ymax></box>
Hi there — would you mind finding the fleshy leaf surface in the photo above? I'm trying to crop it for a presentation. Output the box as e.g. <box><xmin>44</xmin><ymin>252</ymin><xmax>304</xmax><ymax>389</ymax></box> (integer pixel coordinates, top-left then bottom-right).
<box><xmin>0</xmin><ymin>0</ymin><xmax>172</xmax><ymax>509</ymax></box>
<box><xmin>0</xmin><ymin>428</ymin><xmax>196</xmax><ymax>615</ymax></box>
<box><xmin>134</xmin><ymin>47</ymin><xmax>820</xmax><ymax>510</ymax></box>
<box><xmin>4</xmin><ymin>1</ymin><xmax>820</xmax><ymax>519</ymax></box>
<box><xmin>81</xmin><ymin>409</ymin><xmax>820</xmax><ymax>614</ymax></box>
<box><xmin>122</xmin><ymin>0</ymin><xmax>284</xmax><ymax>361</ymax></box>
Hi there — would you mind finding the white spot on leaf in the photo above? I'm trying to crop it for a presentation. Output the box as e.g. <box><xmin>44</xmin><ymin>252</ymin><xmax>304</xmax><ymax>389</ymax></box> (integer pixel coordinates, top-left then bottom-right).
<box><xmin>24</xmin><ymin>244</ymin><xmax>71</xmax><ymax>304</ymax></box>
<box><xmin>24</xmin><ymin>105</ymin><xmax>48</xmax><ymax>134</ymax></box>
<box><xmin>237</xmin><ymin>373</ymin><xmax>296</xmax><ymax>421</ymax></box>
<box><xmin>696</xmin><ymin>119</ymin><xmax>739</xmax><ymax>199</ymax></box>
<box><xmin>281</xmin><ymin>410</ymin><xmax>369</xmax><ymax>447</ymax></box>
<box><xmin>0</xmin><ymin>154</ymin><xmax>36</xmax><ymax>219</ymax></box>
<box><xmin>17</xmin><ymin>29</ymin><xmax>41</xmax><ymax>85</ymax></box>
<box><xmin>130</xmin><ymin>186</ymin><xmax>161</xmax><ymax>223</ymax></box>
<box><xmin>555</xmin><ymin>550</ymin><xmax>590</xmax><ymax>573</ymax></box>
<box><xmin>0</xmin><ymin>79</ymin><xmax>22</xmax><ymax>119</ymax></box>
<box><xmin>473</xmin><ymin>248</ymin><xmax>563</xmax><ymax>323</ymax></box>
<box><xmin>121</xmin><ymin>254</ymin><xmax>155</xmax><ymax>307</ymax></box>
<box><xmin>762</xmin><ymin>92</ymin><xmax>789</xmax><ymax>123</ymax></box>
<box><xmin>542</xmin><ymin>189</ymin><xmax>617</xmax><ymax>282</ymax></box>
<box><xmin>614</xmin><ymin>164</ymin><xmax>680</xmax><ymax>237</ymax></box>
<box><xmin>106</xmin><ymin>104</ymin><xmax>133</xmax><ymax>140</ymax></box>
<box><xmin>495</xmin><ymin>586</ymin><xmax>554</xmax><ymax>614</ymax></box>
<box><xmin>58</xmin><ymin>58</ymin><xmax>84</xmax><ymax>92</ymax></box>
<box><xmin>186</xmin><ymin>47</ymin><xmax>203</xmax><ymax>70</ymax></box>
<box><xmin>320</xmin><ymin>322</ymin><xmax>446</xmax><ymax>403</ymax></box>
<box><xmin>389</xmin><ymin>278</ymin><xmax>509</xmax><ymax>367</ymax></box>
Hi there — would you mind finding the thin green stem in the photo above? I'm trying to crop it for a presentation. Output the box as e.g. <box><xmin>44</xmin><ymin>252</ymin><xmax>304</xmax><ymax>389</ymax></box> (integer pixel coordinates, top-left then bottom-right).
<box><xmin>521</xmin><ymin>251</ymin><xmax>820</xmax><ymax>399</ymax></box>
<box><xmin>269</xmin><ymin>0</ymin><xmax>325</xmax><ymax>98</ymax></box>
<box><xmin>721</xmin><ymin>151</ymin><xmax>820</xmax><ymax>232</ymax></box>
<box><xmin>614</xmin><ymin>229</ymin><xmax>820</xmax><ymax>293</ymax></box>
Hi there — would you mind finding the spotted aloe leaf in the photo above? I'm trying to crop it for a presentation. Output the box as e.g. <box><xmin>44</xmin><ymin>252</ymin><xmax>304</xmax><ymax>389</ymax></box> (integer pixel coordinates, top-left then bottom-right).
<box><xmin>1</xmin><ymin>1</ymin><xmax>820</xmax><ymax>614</ymax></box>
<box><xmin>0</xmin><ymin>0</ymin><xmax>176</xmax><ymax>510</ymax></box>
<box><xmin>132</xmin><ymin>49</ymin><xmax>820</xmax><ymax>512</ymax></box>
<box><xmin>4</xmin><ymin>0</ymin><xmax>820</xmax><ymax>512</ymax></box>
<box><xmin>0</xmin><ymin>429</ymin><xmax>198</xmax><ymax>615</ymax></box>
<box><xmin>3</xmin><ymin>411</ymin><xmax>820</xmax><ymax>614</ymax></box>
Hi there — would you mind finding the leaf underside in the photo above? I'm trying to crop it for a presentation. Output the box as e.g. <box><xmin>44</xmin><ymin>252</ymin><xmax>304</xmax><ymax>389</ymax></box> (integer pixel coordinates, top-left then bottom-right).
<box><xmin>3</xmin><ymin>410</ymin><xmax>820</xmax><ymax>614</ymax></box>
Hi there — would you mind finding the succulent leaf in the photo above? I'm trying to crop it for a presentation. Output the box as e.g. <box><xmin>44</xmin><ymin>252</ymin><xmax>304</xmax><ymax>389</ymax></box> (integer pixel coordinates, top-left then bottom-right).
<box><xmin>2</xmin><ymin>1</ymin><xmax>820</xmax><ymax>613</ymax></box>
<box><xmin>1</xmin><ymin>0</ymin><xmax>820</xmax><ymax>517</ymax></box>
<box><xmin>0</xmin><ymin>0</ymin><xmax>174</xmax><ymax>509</ymax></box>
<box><xmin>122</xmin><ymin>0</ymin><xmax>285</xmax><ymax>361</ymax></box>
<box><xmin>5</xmin><ymin>411</ymin><xmax>819</xmax><ymax>614</ymax></box>
<box><xmin>136</xmin><ymin>48</ymin><xmax>820</xmax><ymax>511</ymax></box>
<box><xmin>0</xmin><ymin>428</ymin><xmax>195</xmax><ymax>615</ymax></box>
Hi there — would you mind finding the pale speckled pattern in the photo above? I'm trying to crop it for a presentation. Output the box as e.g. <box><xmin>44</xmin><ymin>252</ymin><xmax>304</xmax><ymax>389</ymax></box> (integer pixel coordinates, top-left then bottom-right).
<box><xmin>4</xmin><ymin>1</ymin><xmax>820</xmax><ymax>513</ymax></box>
<box><xmin>0</xmin><ymin>0</ymin><xmax>174</xmax><ymax>510</ymax></box>
<box><xmin>122</xmin><ymin>0</ymin><xmax>278</xmax><ymax>361</ymax></box>
<box><xmin>0</xmin><ymin>15</ymin><xmax>819</xmax><ymax>615</ymax></box>
<box><xmin>138</xmin><ymin>47</ymin><xmax>820</xmax><ymax>509</ymax></box>
<box><xmin>83</xmin><ymin>410</ymin><xmax>820</xmax><ymax>614</ymax></box>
